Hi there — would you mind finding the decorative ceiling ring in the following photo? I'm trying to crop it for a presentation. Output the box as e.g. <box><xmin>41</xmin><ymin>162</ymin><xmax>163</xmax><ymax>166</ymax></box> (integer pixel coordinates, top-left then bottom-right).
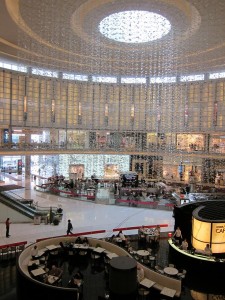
<box><xmin>71</xmin><ymin>0</ymin><xmax>201</xmax><ymax>51</ymax></box>
<box><xmin>6</xmin><ymin>0</ymin><xmax>201</xmax><ymax>62</ymax></box>
<box><xmin>4</xmin><ymin>0</ymin><xmax>225</xmax><ymax>75</ymax></box>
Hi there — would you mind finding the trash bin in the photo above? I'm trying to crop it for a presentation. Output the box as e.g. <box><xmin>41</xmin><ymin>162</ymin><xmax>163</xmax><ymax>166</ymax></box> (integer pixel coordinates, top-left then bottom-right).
<box><xmin>33</xmin><ymin>215</ymin><xmax>41</xmax><ymax>225</ymax></box>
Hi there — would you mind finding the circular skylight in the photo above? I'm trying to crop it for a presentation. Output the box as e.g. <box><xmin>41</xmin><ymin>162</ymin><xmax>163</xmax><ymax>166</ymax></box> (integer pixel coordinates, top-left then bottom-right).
<box><xmin>99</xmin><ymin>11</ymin><xmax>171</xmax><ymax>43</ymax></box>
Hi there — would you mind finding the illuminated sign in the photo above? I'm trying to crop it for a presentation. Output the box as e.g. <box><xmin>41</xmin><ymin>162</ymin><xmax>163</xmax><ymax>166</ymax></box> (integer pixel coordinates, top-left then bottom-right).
<box><xmin>212</xmin><ymin>223</ymin><xmax>225</xmax><ymax>253</ymax></box>
<box><xmin>192</xmin><ymin>217</ymin><xmax>225</xmax><ymax>253</ymax></box>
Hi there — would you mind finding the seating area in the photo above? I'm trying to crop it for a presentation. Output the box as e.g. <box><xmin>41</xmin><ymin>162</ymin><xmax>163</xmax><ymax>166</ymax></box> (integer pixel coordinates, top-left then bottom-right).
<box><xmin>16</xmin><ymin>234</ymin><xmax>182</xmax><ymax>300</ymax></box>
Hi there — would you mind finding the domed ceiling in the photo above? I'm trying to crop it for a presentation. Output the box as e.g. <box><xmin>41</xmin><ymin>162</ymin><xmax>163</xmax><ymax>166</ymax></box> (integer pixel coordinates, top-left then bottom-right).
<box><xmin>0</xmin><ymin>0</ymin><xmax>225</xmax><ymax>76</ymax></box>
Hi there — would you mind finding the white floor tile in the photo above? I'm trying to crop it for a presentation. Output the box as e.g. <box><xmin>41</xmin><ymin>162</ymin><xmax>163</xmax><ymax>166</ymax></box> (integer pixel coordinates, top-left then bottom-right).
<box><xmin>0</xmin><ymin>174</ymin><xmax>175</xmax><ymax>246</ymax></box>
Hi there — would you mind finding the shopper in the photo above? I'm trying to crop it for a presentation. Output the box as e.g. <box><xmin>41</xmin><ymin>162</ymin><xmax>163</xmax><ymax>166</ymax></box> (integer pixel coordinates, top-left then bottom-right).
<box><xmin>5</xmin><ymin>217</ymin><xmax>11</xmax><ymax>238</ymax></box>
<box><xmin>181</xmin><ymin>238</ymin><xmax>188</xmax><ymax>250</ymax></box>
<box><xmin>173</xmin><ymin>226</ymin><xmax>183</xmax><ymax>245</ymax></box>
<box><xmin>204</xmin><ymin>244</ymin><xmax>212</xmax><ymax>256</ymax></box>
<box><xmin>67</xmin><ymin>219</ymin><xmax>73</xmax><ymax>235</ymax></box>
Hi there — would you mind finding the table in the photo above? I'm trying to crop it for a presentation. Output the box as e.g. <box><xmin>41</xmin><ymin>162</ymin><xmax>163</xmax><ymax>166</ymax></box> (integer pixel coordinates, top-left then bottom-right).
<box><xmin>73</xmin><ymin>244</ymin><xmax>89</xmax><ymax>249</ymax></box>
<box><xmin>137</xmin><ymin>250</ymin><xmax>149</xmax><ymax>257</ymax></box>
<box><xmin>30</xmin><ymin>268</ymin><xmax>46</xmax><ymax>277</ymax></box>
<box><xmin>160</xmin><ymin>287</ymin><xmax>176</xmax><ymax>298</ymax></box>
<box><xmin>35</xmin><ymin>250</ymin><xmax>46</xmax><ymax>258</ymax></box>
<box><xmin>143</xmin><ymin>229</ymin><xmax>154</xmax><ymax>235</ymax></box>
<box><xmin>163</xmin><ymin>267</ymin><xmax>178</xmax><ymax>276</ymax></box>
<box><xmin>106</xmin><ymin>253</ymin><xmax>118</xmax><ymax>259</ymax></box>
<box><xmin>115</xmin><ymin>237</ymin><xmax>122</xmax><ymax>243</ymax></box>
<box><xmin>93</xmin><ymin>247</ymin><xmax>106</xmax><ymax>253</ymax></box>
<box><xmin>45</xmin><ymin>245</ymin><xmax>58</xmax><ymax>251</ymax></box>
<box><xmin>28</xmin><ymin>259</ymin><xmax>40</xmax><ymax>266</ymax></box>
<box><xmin>47</xmin><ymin>275</ymin><xmax>59</xmax><ymax>285</ymax></box>
<box><xmin>140</xmin><ymin>278</ymin><xmax>155</xmax><ymax>289</ymax></box>
<box><xmin>146</xmin><ymin>234</ymin><xmax>156</xmax><ymax>243</ymax></box>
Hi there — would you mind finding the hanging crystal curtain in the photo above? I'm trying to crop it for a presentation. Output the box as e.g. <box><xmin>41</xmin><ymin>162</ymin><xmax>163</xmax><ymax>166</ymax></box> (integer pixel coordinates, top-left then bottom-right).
<box><xmin>2</xmin><ymin>0</ymin><xmax>222</xmax><ymax>182</ymax></box>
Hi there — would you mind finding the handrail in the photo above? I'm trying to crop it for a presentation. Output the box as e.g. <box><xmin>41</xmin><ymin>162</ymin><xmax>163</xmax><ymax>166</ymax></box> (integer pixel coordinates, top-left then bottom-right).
<box><xmin>0</xmin><ymin>241</ymin><xmax>27</xmax><ymax>249</ymax></box>
<box><xmin>0</xmin><ymin>194</ymin><xmax>34</xmax><ymax>219</ymax></box>
<box><xmin>113</xmin><ymin>224</ymin><xmax>168</xmax><ymax>232</ymax></box>
<box><xmin>36</xmin><ymin>229</ymin><xmax>106</xmax><ymax>242</ymax></box>
<box><xmin>4</xmin><ymin>190</ymin><xmax>27</xmax><ymax>201</ymax></box>
<box><xmin>0</xmin><ymin>191</ymin><xmax>58</xmax><ymax>215</ymax></box>
<box><xmin>2</xmin><ymin>190</ymin><xmax>33</xmax><ymax>205</ymax></box>
<box><xmin>34</xmin><ymin>186</ymin><xmax>176</xmax><ymax>211</ymax></box>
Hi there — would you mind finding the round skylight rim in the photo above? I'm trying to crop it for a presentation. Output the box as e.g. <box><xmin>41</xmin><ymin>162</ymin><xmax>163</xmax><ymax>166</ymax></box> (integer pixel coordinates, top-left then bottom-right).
<box><xmin>99</xmin><ymin>10</ymin><xmax>171</xmax><ymax>44</ymax></box>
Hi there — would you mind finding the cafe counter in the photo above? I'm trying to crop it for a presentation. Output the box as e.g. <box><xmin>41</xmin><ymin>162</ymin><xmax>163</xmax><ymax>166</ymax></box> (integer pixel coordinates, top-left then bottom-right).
<box><xmin>168</xmin><ymin>239</ymin><xmax>225</xmax><ymax>294</ymax></box>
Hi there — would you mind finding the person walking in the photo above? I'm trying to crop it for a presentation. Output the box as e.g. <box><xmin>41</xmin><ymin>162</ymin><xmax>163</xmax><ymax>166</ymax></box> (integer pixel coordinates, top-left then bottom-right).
<box><xmin>67</xmin><ymin>219</ymin><xmax>73</xmax><ymax>235</ymax></box>
<box><xmin>5</xmin><ymin>217</ymin><xmax>11</xmax><ymax>238</ymax></box>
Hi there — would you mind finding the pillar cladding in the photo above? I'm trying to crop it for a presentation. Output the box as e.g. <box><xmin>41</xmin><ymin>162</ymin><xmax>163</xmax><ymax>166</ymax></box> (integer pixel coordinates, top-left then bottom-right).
<box><xmin>25</xmin><ymin>155</ymin><xmax>31</xmax><ymax>176</ymax></box>
<box><xmin>109</xmin><ymin>256</ymin><xmax>137</xmax><ymax>300</ymax></box>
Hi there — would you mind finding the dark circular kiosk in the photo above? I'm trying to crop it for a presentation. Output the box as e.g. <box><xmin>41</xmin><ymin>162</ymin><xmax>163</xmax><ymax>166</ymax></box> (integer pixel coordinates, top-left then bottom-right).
<box><xmin>109</xmin><ymin>256</ymin><xmax>137</xmax><ymax>300</ymax></box>
<box><xmin>171</xmin><ymin>200</ymin><xmax>225</xmax><ymax>294</ymax></box>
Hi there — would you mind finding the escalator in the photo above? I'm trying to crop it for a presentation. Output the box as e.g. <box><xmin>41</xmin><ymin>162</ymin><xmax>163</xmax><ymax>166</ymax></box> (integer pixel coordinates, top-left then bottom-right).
<box><xmin>0</xmin><ymin>190</ymin><xmax>60</xmax><ymax>222</ymax></box>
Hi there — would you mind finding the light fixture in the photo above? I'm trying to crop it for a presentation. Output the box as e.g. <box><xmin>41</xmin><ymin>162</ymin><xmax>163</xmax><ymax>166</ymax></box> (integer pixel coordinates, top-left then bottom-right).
<box><xmin>23</xmin><ymin>96</ymin><xmax>27</xmax><ymax>121</ymax></box>
<box><xmin>99</xmin><ymin>11</ymin><xmax>171</xmax><ymax>43</ymax></box>
<box><xmin>51</xmin><ymin>99</ymin><xmax>55</xmax><ymax>123</ymax></box>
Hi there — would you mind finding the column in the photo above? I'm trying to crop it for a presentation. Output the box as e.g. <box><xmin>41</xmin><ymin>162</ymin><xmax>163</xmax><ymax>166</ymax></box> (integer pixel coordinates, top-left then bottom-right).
<box><xmin>109</xmin><ymin>256</ymin><xmax>137</xmax><ymax>300</ymax></box>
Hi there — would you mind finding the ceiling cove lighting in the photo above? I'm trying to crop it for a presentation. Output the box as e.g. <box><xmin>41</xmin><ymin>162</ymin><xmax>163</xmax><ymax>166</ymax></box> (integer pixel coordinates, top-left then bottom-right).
<box><xmin>99</xmin><ymin>11</ymin><xmax>171</xmax><ymax>43</ymax></box>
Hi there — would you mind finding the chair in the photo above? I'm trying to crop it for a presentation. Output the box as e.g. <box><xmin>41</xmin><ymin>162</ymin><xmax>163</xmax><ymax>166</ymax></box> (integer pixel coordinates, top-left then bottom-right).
<box><xmin>68</xmin><ymin>249</ymin><xmax>75</xmax><ymax>257</ymax></box>
<box><xmin>91</xmin><ymin>252</ymin><xmax>101</xmax><ymax>268</ymax></box>
<box><xmin>138</xmin><ymin>287</ymin><xmax>150</xmax><ymax>300</ymax></box>
<box><xmin>134</xmin><ymin>254</ymin><xmax>140</xmax><ymax>261</ymax></box>
<box><xmin>138</xmin><ymin>230</ymin><xmax>146</xmax><ymax>246</ymax></box>
<box><xmin>9</xmin><ymin>246</ymin><xmax>17</xmax><ymax>259</ymax></box>
<box><xmin>142</xmin><ymin>256</ymin><xmax>150</xmax><ymax>265</ymax></box>
<box><xmin>155</xmin><ymin>265</ymin><xmax>164</xmax><ymax>274</ymax></box>
<box><xmin>1</xmin><ymin>247</ymin><xmax>9</xmax><ymax>262</ymax></box>
<box><xmin>16</xmin><ymin>244</ymin><xmax>25</xmax><ymax>256</ymax></box>
<box><xmin>49</xmin><ymin>249</ymin><xmax>59</xmax><ymax>257</ymax></box>
<box><xmin>177</xmin><ymin>269</ymin><xmax>187</xmax><ymax>279</ymax></box>
<box><xmin>79</xmin><ymin>250</ymin><xmax>88</xmax><ymax>258</ymax></box>
<box><xmin>147</xmin><ymin>248</ymin><xmax>152</xmax><ymax>255</ymax></box>
<box><xmin>169</xmin><ymin>263</ymin><xmax>175</xmax><ymax>267</ymax></box>
<box><xmin>39</xmin><ymin>254</ymin><xmax>49</xmax><ymax>268</ymax></box>
<box><xmin>149</xmin><ymin>255</ymin><xmax>156</xmax><ymax>268</ymax></box>
<box><xmin>177</xmin><ymin>269</ymin><xmax>187</xmax><ymax>290</ymax></box>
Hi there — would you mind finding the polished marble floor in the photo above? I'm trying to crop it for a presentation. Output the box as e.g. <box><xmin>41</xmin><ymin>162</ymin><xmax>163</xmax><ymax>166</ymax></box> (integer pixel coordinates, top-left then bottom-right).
<box><xmin>0</xmin><ymin>173</ymin><xmax>175</xmax><ymax>247</ymax></box>
<box><xmin>0</xmin><ymin>173</ymin><xmax>179</xmax><ymax>300</ymax></box>
<box><xmin>1</xmin><ymin>174</ymin><xmax>224</xmax><ymax>300</ymax></box>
